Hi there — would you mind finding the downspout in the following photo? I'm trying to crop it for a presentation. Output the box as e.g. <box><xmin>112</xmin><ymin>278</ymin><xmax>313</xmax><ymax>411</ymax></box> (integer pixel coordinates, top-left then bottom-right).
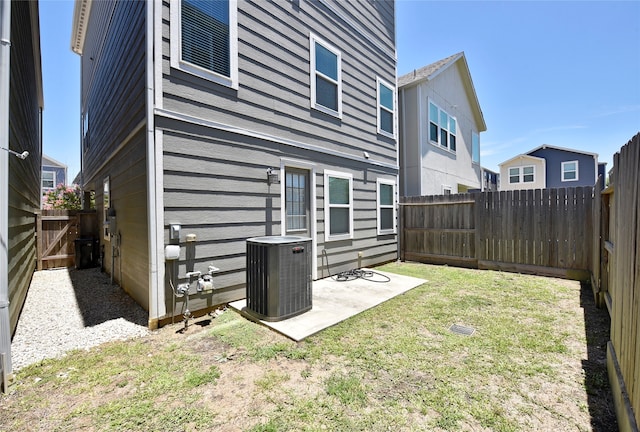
<box><xmin>0</xmin><ymin>0</ymin><xmax>13</xmax><ymax>384</ymax></box>
<box><xmin>146</xmin><ymin>0</ymin><xmax>163</xmax><ymax>329</ymax></box>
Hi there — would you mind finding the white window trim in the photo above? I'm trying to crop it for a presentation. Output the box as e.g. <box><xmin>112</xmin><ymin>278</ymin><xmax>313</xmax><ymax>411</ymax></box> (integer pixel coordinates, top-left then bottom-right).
<box><xmin>442</xmin><ymin>185</ymin><xmax>452</xmax><ymax>195</ymax></box>
<box><xmin>509</xmin><ymin>165</ymin><xmax>536</xmax><ymax>183</ymax></box>
<box><xmin>42</xmin><ymin>170</ymin><xmax>56</xmax><ymax>189</ymax></box>
<box><xmin>376</xmin><ymin>77</ymin><xmax>395</xmax><ymax>138</ymax></box>
<box><xmin>324</xmin><ymin>170</ymin><xmax>352</xmax><ymax>242</ymax></box>
<box><xmin>377</xmin><ymin>178</ymin><xmax>396</xmax><ymax>235</ymax></box>
<box><xmin>170</xmin><ymin>0</ymin><xmax>239</xmax><ymax>89</ymax></box>
<box><xmin>561</xmin><ymin>160</ymin><xmax>579</xmax><ymax>182</ymax></box>
<box><xmin>522</xmin><ymin>165</ymin><xmax>535</xmax><ymax>183</ymax></box>
<box><xmin>428</xmin><ymin>99</ymin><xmax>457</xmax><ymax>153</ymax></box>
<box><xmin>310</xmin><ymin>33</ymin><xmax>342</xmax><ymax>118</ymax></box>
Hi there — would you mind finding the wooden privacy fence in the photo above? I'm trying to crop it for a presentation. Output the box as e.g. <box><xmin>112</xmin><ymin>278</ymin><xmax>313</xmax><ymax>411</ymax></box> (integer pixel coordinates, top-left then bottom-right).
<box><xmin>594</xmin><ymin>133</ymin><xmax>640</xmax><ymax>432</ymax></box>
<box><xmin>36</xmin><ymin>210</ymin><xmax>98</xmax><ymax>270</ymax></box>
<box><xmin>400</xmin><ymin>186</ymin><xmax>594</xmax><ymax>280</ymax></box>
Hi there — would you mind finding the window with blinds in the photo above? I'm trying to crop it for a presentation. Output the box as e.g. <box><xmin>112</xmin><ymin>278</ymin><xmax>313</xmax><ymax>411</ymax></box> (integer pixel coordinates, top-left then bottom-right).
<box><xmin>171</xmin><ymin>0</ymin><xmax>237</xmax><ymax>88</ymax></box>
<box><xmin>181</xmin><ymin>0</ymin><xmax>230</xmax><ymax>77</ymax></box>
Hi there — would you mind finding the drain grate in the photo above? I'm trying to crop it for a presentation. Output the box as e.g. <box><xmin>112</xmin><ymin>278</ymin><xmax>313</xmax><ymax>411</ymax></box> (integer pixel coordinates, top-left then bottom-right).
<box><xmin>449</xmin><ymin>324</ymin><xmax>475</xmax><ymax>336</ymax></box>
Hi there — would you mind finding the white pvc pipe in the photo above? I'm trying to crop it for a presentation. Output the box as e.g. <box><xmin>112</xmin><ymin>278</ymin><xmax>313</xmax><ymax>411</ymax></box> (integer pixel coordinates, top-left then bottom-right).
<box><xmin>0</xmin><ymin>0</ymin><xmax>13</xmax><ymax>379</ymax></box>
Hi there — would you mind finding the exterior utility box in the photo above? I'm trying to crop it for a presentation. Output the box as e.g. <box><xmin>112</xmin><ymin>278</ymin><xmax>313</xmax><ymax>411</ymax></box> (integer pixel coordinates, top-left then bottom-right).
<box><xmin>246</xmin><ymin>236</ymin><xmax>312</xmax><ymax>321</ymax></box>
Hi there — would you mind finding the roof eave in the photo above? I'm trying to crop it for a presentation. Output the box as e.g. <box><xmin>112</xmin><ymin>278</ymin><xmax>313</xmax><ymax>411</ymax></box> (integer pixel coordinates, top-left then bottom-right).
<box><xmin>498</xmin><ymin>154</ymin><xmax>546</xmax><ymax>167</ymax></box>
<box><xmin>527</xmin><ymin>144</ymin><xmax>599</xmax><ymax>159</ymax></box>
<box><xmin>71</xmin><ymin>0</ymin><xmax>92</xmax><ymax>55</ymax></box>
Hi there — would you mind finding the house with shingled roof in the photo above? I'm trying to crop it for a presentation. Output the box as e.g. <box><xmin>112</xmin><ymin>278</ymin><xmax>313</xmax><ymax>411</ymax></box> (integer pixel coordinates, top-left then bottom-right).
<box><xmin>398</xmin><ymin>52</ymin><xmax>487</xmax><ymax>196</ymax></box>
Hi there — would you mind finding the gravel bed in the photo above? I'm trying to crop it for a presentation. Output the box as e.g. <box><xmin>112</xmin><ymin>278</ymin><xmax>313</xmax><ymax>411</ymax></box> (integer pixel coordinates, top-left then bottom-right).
<box><xmin>11</xmin><ymin>267</ymin><xmax>150</xmax><ymax>371</ymax></box>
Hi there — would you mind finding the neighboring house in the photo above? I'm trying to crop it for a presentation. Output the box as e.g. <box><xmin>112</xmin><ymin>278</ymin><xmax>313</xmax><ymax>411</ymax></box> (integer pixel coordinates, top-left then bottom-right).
<box><xmin>398</xmin><ymin>52</ymin><xmax>487</xmax><ymax>196</ymax></box>
<box><xmin>72</xmin><ymin>0</ymin><xmax>398</xmax><ymax>328</ymax></box>
<box><xmin>41</xmin><ymin>154</ymin><xmax>67</xmax><ymax>193</ymax></box>
<box><xmin>0</xmin><ymin>0</ymin><xmax>44</xmax><ymax>380</ymax></box>
<box><xmin>499</xmin><ymin>144</ymin><xmax>602</xmax><ymax>191</ymax></box>
<box><xmin>481</xmin><ymin>167</ymin><xmax>499</xmax><ymax>191</ymax></box>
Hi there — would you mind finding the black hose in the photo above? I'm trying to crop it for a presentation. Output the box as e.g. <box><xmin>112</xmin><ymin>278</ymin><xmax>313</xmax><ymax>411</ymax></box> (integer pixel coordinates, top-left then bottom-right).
<box><xmin>321</xmin><ymin>249</ymin><xmax>390</xmax><ymax>283</ymax></box>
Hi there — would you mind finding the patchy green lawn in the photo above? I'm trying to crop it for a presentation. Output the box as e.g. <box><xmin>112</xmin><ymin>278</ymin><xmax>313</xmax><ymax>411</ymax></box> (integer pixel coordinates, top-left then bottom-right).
<box><xmin>0</xmin><ymin>263</ymin><xmax>615</xmax><ymax>431</ymax></box>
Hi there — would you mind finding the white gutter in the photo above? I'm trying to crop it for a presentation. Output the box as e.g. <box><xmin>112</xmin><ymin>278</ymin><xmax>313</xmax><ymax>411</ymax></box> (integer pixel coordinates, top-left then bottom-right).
<box><xmin>0</xmin><ymin>0</ymin><xmax>13</xmax><ymax>383</ymax></box>
<box><xmin>146</xmin><ymin>0</ymin><xmax>165</xmax><ymax>328</ymax></box>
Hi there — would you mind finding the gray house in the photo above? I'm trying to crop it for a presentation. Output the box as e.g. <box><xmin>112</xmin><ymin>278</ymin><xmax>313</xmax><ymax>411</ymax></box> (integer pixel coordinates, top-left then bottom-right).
<box><xmin>41</xmin><ymin>154</ymin><xmax>67</xmax><ymax>194</ymax></box>
<box><xmin>1</xmin><ymin>0</ymin><xmax>44</xmax><ymax>383</ymax></box>
<box><xmin>72</xmin><ymin>0</ymin><xmax>398</xmax><ymax>328</ymax></box>
<box><xmin>398</xmin><ymin>52</ymin><xmax>487</xmax><ymax>196</ymax></box>
<box><xmin>499</xmin><ymin>144</ymin><xmax>603</xmax><ymax>191</ymax></box>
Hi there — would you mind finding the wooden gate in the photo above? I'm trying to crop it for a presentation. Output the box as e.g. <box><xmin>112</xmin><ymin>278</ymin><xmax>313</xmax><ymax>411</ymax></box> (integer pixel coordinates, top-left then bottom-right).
<box><xmin>36</xmin><ymin>210</ymin><xmax>80</xmax><ymax>270</ymax></box>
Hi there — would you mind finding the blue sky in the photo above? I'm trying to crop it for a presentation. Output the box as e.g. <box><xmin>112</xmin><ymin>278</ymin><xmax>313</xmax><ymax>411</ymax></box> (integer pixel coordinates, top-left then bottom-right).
<box><xmin>40</xmin><ymin>1</ymin><xmax>640</xmax><ymax>178</ymax></box>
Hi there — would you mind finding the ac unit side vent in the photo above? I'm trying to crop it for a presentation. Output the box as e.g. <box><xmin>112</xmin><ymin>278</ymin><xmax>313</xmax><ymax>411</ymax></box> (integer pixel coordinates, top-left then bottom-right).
<box><xmin>246</xmin><ymin>236</ymin><xmax>312</xmax><ymax>322</ymax></box>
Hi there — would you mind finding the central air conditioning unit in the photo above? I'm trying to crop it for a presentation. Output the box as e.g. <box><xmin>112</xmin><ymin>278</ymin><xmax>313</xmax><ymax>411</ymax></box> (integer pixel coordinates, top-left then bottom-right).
<box><xmin>246</xmin><ymin>236</ymin><xmax>312</xmax><ymax>321</ymax></box>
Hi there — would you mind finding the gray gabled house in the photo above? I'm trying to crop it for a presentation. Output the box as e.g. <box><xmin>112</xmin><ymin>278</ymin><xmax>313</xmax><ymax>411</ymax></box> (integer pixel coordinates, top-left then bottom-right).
<box><xmin>71</xmin><ymin>0</ymin><xmax>398</xmax><ymax>328</ymax></box>
<box><xmin>499</xmin><ymin>144</ymin><xmax>604</xmax><ymax>191</ymax></box>
<box><xmin>41</xmin><ymin>154</ymin><xmax>68</xmax><ymax>194</ymax></box>
<box><xmin>398</xmin><ymin>52</ymin><xmax>487</xmax><ymax>196</ymax></box>
<box><xmin>1</xmin><ymin>0</ymin><xmax>44</xmax><ymax>384</ymax></box>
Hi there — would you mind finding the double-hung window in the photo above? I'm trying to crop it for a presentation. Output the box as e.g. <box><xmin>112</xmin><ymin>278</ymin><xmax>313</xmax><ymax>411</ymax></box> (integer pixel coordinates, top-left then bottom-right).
<box><xmin>324</xmin><ymin>170</ymin><xmax>352</xmax><ymax>241</ymax></box>
<box><xmin>377</xmin><ymin>179</ymin><xmax>396</xmax><ymax>235</ymax></box>
<box><xmin>561</xmin><ymin>161</ymin><xmax>579</xmax><ymax>181</ymax></box>
<box><xmin>377</xmin><ymin>78</ymin><xmax>395</xmax><ymax>137</ymax></box>
<box><xmin>310</xmin><ymin>34</ymin><xmax>342</xmax><ymax>117</ymax></box>
<box><xmin>42</xmin><ymin>171</ymin><xmax>55</xmax><ymax>190</ymax></box>
<box><xmin>509</xmin><ymin>166</ymin><xmax>535</xmax><ymax>184</ymax></box>
<box><xmin>171</xmin><ymin>0</ymin><xmax>238</xmax><ymax>89</ymax></box>
<box><xmin>429</xmin><ymin>101</ymin><xmax>456</xmax><ymax>152</ymax></box>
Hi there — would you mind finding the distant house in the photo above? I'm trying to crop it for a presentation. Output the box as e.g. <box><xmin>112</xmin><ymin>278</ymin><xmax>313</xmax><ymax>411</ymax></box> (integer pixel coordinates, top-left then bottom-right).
<box><xmin>481</xmin><ymin>167</ymin><xmax>499</xmax><ymax>191</ymax></box>
<box><xmin>72</xmin><ymin>0</ymin><xmax>398</xmax><ymax>328</ymax></box>
<box><xmin>398</xmin><ymin>52</ymin><xmax>487</xmax><ymax>196</ymax></box>
<box><xmin>0</xmin><ymin>0</ymin><xmax>44</xmax><ymax>381</ymax></box>
<box><xmin>499</xmin><ymin>144</ymin><xmax>603</xmax><ymax>191</ymax></box>
<box><xmin>41</xmin><ymin>154</ymin><xmax>67</xmax><ymax>193</ymax></box>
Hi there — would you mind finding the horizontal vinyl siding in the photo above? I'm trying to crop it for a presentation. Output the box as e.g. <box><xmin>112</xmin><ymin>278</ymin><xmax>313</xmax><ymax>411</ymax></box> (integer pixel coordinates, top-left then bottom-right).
<box><xmin>91</xmin><ymin>129</ymin><xmax>149</xmax><ymax>311</ymax></box>
<box><xmin>82</xmin><ymin>0</ymin><xmax>146</xmax><ymax>183</ymax></box>
<box><xmin>8</xmin><ymin>1</ymin><xmax>42</xmax><ymax>335</ymax></box>
<box><xmin>160</xmin><ymin>121</ymin><xmax>397</xmax><ymax>313</ymax></box>
<box><xmin>161</xmin><ymin>0</ymin><xmax>397</xmax><ymax>165</ymax></box>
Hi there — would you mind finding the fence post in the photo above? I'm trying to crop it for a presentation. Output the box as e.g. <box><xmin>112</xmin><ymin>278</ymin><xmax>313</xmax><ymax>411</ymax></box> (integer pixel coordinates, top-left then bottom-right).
<box><xmin>36</xmin><ymin>211</ymin><xmax>42</xmax><ymax>271</ymax></box>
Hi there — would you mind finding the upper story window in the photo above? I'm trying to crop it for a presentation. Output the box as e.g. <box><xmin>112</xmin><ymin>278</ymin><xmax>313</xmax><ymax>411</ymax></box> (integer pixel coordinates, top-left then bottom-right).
<box><xmin>171</xmin><ymin>0</ymin><xmax>238</xmax><ymax>89</ymax></box>
<box><xmin>509</xmin><ymin>166</ymin><xmax>535</xmax><ymax>184</ymax></box>
<box><xmin>561</xmin><ymin>161</ymin><xmax>579</xmax><ymax>181</ymax></box>
<box><xmin>429</xmin><ymin>101</ymin><xmax>456</xmax><ymax>152</ymax></box>
<box><xmin>310</xmin><ymin>33</ymin><xmax>342</xmax><ymax>118</ymax></box>
<box><xmin>324</xmin><ymin>170</ymin><xmax>352</xmax><ymax>241</ymax></box>
<box><xmin>377</xmin><ymin>78</ymin><xmax>395</xmax><ymax>137</ymax></box>
<box><xmin>472</xmin><ymin>131</ymin><xmax>480</xmax><ymax>164</ymax></box>
<box><xmin>82</xmin><ymin>111</ymin><xmax>89</xmax><ymax>148</ymax></box>
<box><xmin>42</xmin><ymin>171</ymin><xmax>55</xmax><ymax>190</ymax></box>
<box><xmin>377</xmin><ymin>179</ymin><xmax>396</xmax><ymax>235</ymax></box>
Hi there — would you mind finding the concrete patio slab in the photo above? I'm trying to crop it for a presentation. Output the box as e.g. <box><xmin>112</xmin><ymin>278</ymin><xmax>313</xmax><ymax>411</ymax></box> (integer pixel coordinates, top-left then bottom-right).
<box><xmin>229</xmin><ymin>268</ymin><xmax>427</xmax><ymax>341</ymax></box>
